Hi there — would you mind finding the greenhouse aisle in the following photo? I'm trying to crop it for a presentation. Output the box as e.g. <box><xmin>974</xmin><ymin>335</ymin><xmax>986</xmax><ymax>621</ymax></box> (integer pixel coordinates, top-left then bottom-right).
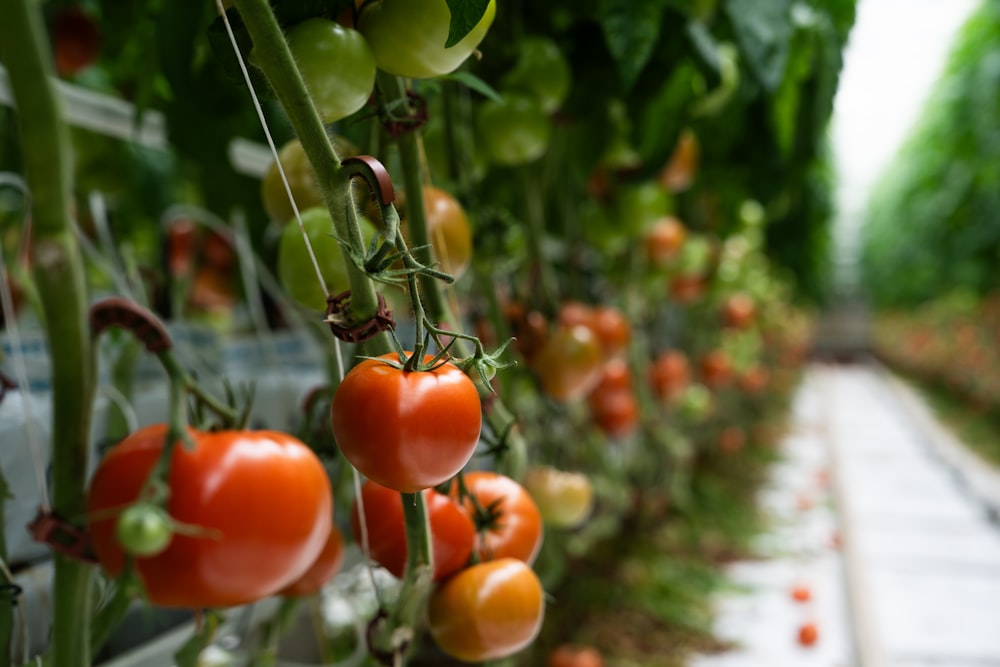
<box><xmin>690</xmin><ymin>363</ymin><xmax>1000</xmax><ymax>667</ymax></box>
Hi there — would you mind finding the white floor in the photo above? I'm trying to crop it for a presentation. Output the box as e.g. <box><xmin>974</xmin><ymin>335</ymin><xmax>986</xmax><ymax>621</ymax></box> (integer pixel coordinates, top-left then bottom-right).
<box><xmin>690</xmin><ymin>364</ymin><xmax>1000</xmax><ymax>667</ymax></box>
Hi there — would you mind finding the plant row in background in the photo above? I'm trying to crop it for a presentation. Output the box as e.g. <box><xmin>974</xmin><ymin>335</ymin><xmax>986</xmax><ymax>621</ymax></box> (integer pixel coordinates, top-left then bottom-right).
<box><xmin>0</xmin><ymin>0</ymin><xmax>848</xmax><ymax>665</ymax></box>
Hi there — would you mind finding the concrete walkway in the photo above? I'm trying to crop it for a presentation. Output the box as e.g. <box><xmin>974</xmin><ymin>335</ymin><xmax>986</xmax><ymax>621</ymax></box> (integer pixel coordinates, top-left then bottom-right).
<box><xmin>690</xmin><ymin>363</ymin><xmax>1000</xmax><ymax>667</ymax></box>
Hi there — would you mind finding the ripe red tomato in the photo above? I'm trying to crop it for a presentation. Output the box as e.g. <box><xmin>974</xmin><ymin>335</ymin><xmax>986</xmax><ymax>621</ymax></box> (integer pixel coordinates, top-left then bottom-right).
<box><xmin>456</xmin><ymin>471</ymin><xmax>543</xmax><ymax>564</ymax></box>
<box><xmin>350</xmin><ymin>480</ymin><xmax>475</xmax><ymax>581</ymax></box>
<box><xmin>51</xmin><ymin>6</ymin><xmax>101</xmax><ymax>77</ymax></box>
<box><xmin>699</xmin><ymin>350</ymin><xmax>732</xmax><ymax>389</ymax></box>
<box><xmin>421</xmin><ymin>185</ymin><xmax>473</xmax><ymax>280</ymax></box>
<box><xmin>798</xmin><ymin>621</ymin><xmax>819</xmax><ymax>647</ymax></box>
<box><xmin>427</xmin><ymin>558</ymin><xmax>544</xmax><ymax>662</ymax></box>
<box><xmin>87</xmin><ymin>425</ymin><xmax>333</xmax><ymax>608</ymax></box>
<box><xmin>722</xmin><ymin>292</ymin><xmax>756</xmax><ymax>329</ymax></box>
<box><xmin>738</xmin><ymin>364</ymin><xmax>770</xmax><ymax>394</ymax></box>
<box><xmin>645</xmin><ymin>216</ymin><xmax>687</xmax><ymax>266</ymax></box>
<box><xmin>532</xmin><ymin>325</ymin><xmax>604</xmax><ymax>402</ymax></box>
<box><xmin>548</xmin><ymin>644</ymin><xmax>606</xmax><ymax>667</ymax></box>
<box><xmin>357</xmin><ymin>0</ymin><xmax>496</xmax><ymax>79</ymax></box>
<box><xmin>590</xmin><ymin>306</ymin><xmax>631</xmax><ymax>358</ymax></box>
<box><xmin>790</xmin><ymin>584</ymin><xmax>812</xmax><ymax>603</ymax></box>
<box><xmin>649</xmin><ymin>350</ymin><xmax>690</xmax><ymax>402</ymax></box>
<box><xmin>330</xmin><ymin>353</ymin><xmax>482</xmax><ymax>493</ymax></box>
<box><xmin>669</xmin><ymin>274</ymin><xmax>706</xmax><ymax>304</ymax></box>
<box><xmin>286</xmin><ymin>19</ymin><xmax>376</xmax><ymax>123</ymax></box>
<box><xmin>281</xmin><ymin>524</ymin><xmax>345</xmax><ymax>597</ymax></box>
<box><xmin>587</xmin><ymin>360</ymin><xmax>639</xmax><ymax>438</ymax></box>
<box><xmin>522</xmin><ymin>467</ymin><xmax>593</xmax><ymax>529</ymax></box>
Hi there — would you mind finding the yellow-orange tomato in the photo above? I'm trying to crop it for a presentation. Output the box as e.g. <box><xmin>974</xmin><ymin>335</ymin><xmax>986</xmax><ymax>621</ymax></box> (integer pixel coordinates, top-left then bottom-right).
<box><xmin>421</xmin><ymin>185</ymin><xmax>473</xmax><ymax>280</ymax></box>
<box><xmin>522</xmin><ymin>467</ymin><xmax>594</xmax><ymax>529</ymax></box>
<box><xmin>427</xmin><ymin>558</ymin><xmax>545</xmax><ymax>662</ymax></box>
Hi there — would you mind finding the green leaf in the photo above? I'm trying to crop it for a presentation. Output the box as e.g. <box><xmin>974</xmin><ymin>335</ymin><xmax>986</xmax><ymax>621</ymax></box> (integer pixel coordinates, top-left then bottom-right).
<box><xmin>599</xmin><ymin>0</ymin><xmax>665</xmax><ymax>91</ymax></box>
<box><xmin>442</xmin><ymin>71</ymin><xmax>502</xmax><ymax>102</ymax></box>
<box><xmin>637</xmin><ymin>63</ymin><xmax>698</xmax><ymax>166</ymax></box>
<box><xmin>723</xmin><ymin>0</ymin><xmax>793</xmax><ymax>91</ymax></box>
<box><xmin>445</xmin><ymin>0</ymin><xmax>492</xmax><ymax>48</ymax></box>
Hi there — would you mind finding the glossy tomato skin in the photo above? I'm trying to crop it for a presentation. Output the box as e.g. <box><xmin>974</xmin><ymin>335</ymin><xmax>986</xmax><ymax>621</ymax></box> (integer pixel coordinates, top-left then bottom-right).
<box><xmin>533</xmin><ymin>324</ymin><xmax>604</xmax><ymax>402</ymax></box>
<box><xmin>350</xmin><ymin>480</ymin><xmax>475</xmax><ymax>581</ymax></box>
<box><xmin>87</xmin><ymin>425</ymin><xmax>333</xmax><ymax>608</ymax></box>
<box><xmin>421</xmin><ymin>185</ymin><xmax>473</xmax><ymax>280</ymax></box>
<box><xmin>457</xmin><ymin>471</ymin><xmax>543</xmax><ymax>564</ymax></box>
<box><xmin>358</xmin><ymin>0</ymin><xmax>496</xmax><ymax>79</ymax></box>
<box><xmin>427</xmin><ymin>558</ymin><xmax>545</xmax><ymax>663</ymax></box>
<box><xmin>280</xmin><ymin>523</ymin><xmax>345</xmax><ymax>597</ymax></box>
<box><xmin>330</xmin><ymin>354</ymin><xmax>482</xmax><ymax>493</ymax></box>
<box><xmin>286</xmin><ymin>19</ymin><xmax>376</xmax><ymax>123</ymax></box>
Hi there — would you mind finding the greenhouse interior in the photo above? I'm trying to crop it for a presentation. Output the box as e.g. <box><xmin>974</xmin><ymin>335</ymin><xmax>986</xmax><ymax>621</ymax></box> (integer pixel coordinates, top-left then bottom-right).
<box><xmin>2</xmin><ymin>0</ymin><xmax>1000</xmax><ymax>665</ymax></box>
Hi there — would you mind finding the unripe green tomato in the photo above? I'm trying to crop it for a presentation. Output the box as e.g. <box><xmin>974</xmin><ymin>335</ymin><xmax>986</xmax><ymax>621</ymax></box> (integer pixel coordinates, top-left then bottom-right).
<box><xmin>358</xmin><ymin>0</ymin><xmax>496</xmax><ymax>79</ymax></box>
<box><xmin>116</xmin><ymin>503</ymin><xmax>173</xmax><ymax>557</ymax></box>
<box><xmin>501</xmin><ymin>37</ymin><xmax>571</xmax><ymax>114</ymax></box>
<box><xmin>616</xmin><ymin>182</ymin><xmax>672</xmax><ymax>237</ymax></box>
<box><xmin>476</xmin><ymin>94</ymin><xmax>552</xmax><ymax>166</ymax></box>
<box><xmin>676</xmin><ymin>235</ymin><xmax>713</xmax><ymax>277</ymax></box>
<box><xmin>677</xmin><ymin>383</ymin><xmax>713</xmax><ymax>421</ymax></box>
<box><xmin>278</xmin><ymin>207</ymin><xmax>376</xmax><ymax>311</ymax></box>
<box><xmin>285</xmin><ymin>19</ymin><xmax>376</xmax><ymax>123</ymax></box>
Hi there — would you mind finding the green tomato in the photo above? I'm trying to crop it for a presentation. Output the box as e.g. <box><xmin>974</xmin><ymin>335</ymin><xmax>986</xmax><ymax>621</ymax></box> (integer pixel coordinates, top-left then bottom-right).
<box><xmin>616</xmin><ymin>182</ymin><xmax>671</xmax><ymax>236</ymax></box>
<box><xmin>501</xmin><ymin>37</ymin><xmax>572</xmax><ymax>114</ymax></box>
<box><xmin>278</xmin><ymin>207</ymin><xmax>376</xmax><ymax>311</ymax></box>
<box><xmin>677</xmin><ymin>384</ymin><xmax>713</xmax><ymax>421</ymax></box>
<box><xmin>358</xmin><ymin>0</ymin><xmax>496</xmax><ymax>79</ymax></box>
<box><xmin>285</xmin><ymin>19</ymin><xmax>376</xmax><ymax>123</ymax></box>
<box><xmin>476</xmin><ymin>94</ymin><xmax>552</xmax><ymax>167</ymax></box>
<box><xmin>116</xmin><ymin>504</ymin><xmax>173</xmax><ymax>557</ymax></box>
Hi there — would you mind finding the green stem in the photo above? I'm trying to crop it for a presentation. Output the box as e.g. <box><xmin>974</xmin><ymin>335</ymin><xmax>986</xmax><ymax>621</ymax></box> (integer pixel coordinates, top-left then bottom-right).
<box><xmin>89</xmin><ymin>575</ymin><xmax>135</xmax><ymax>661</ymax></box>
<box><xmin>246</xmin><ymin>598</ymin><xmax>301</xmax><ymax>667</ymax></box>
<box><xmin>0</xmin><ymin>0</ymin><xmax>96</xmax><ymax>665</ymax></box>
<box><xmin>233</xmin><ymin>0</ymin><xmax>387</xmax><ymax>349</ymax></box>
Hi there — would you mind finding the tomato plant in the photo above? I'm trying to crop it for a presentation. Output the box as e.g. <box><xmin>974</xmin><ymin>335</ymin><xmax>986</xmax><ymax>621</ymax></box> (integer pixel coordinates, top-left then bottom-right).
<box><xmin>426</xmin><ymin>558</ymin><xmax>544</xmax><ymax>663</ymax></box>
<box><xmin>280</xmin><ymin>524</ymin><xmax>345</xmax><ymax>597</ymax></box>
<box><xmin>87</xmin><ymin>424</ymin><xmax>333</xmax><ymax>608</ymax></box>
<box><xmin>522</xmin><ymin>466</ymin><xmax>594</xmax><ymax>529</ymax></box>
<box><xmin>350</xmin><ymin>480</ymin><xmax>474</xmax><ymax>581</ymax></box>
<box><xmin>285</xmin><ymin>19</ymin><xmax>376</xmax><ymax>123</ymax></box>
<box><xmin>455</xmin><ymin>471</ymin><xmax>543</xmax><ymax>564</ymax></box>
<box><xmin>420</xmin><ymin>185</ymin><xmax>473</xmax><ymax>280</ymax></box>
<box><xmin>330</xmin><ymin>353</ymin><xmax>482</xmax><ymax>493</ymax></box>
<box><xmin>476</xmin><ymin>94</ymin><xmax>552</xmax><ymax>166</ymax></box>
<box><xmin>532</xmin><ymin>324</ymin><xmax>604</xmax><ymax>402</ymax></box>
<box><xmin>357</xmin><ymin>0</ymin><xmax>496</xmax><ymax>79</ymax></box>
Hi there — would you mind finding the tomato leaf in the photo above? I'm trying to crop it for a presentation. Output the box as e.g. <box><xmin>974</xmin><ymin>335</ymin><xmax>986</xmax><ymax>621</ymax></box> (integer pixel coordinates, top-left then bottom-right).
<box><xmin>723</xmin><ymin>0</ymin><xmax>793</xmax><ymax>91</ymax></box>
<box><xmin>444</xmin><ymin>0</ymin><xmax>491</xmax><ymax>48</ymax></box>
<box><xmin>442</xmin><ymin>71</ymin><xmax>502</xmax><ymax>102</ymax></box>
<box><xmin>599</xmin><ymin>0</ymin><xmax>664</xmax><ymax>91</ymax></box>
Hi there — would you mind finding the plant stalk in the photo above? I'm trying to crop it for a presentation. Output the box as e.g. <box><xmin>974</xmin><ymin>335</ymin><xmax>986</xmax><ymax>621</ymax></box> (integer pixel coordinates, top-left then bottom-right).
<box><xmin>0</xmin><ymin>0</ymin><xmax>97</xmax><ymax>665</ymax></box>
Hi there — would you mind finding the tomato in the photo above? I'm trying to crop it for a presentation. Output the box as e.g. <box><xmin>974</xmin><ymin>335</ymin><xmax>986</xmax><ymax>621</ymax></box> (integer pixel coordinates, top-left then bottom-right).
<box><xmin>427</xmin><ymin>558</ymin><xmax>544</xmax><ymax>663</ymax></box>
<box><xmin>675</xmin><ymin>234</ymin><xmax>713</xmax><ymax>276</ymax></box>
<box><xmin>330</xmin><ymin>353</ymin><xmax>482</xmax><ymax>493</ymax></box>
<box><xmin>676</xmin><ymin>384</ymin><xmax>713</xmax><ymax>421</ymax></box>
<box><xmin>260</xmin><ymin>136</ymin><xmax>359</xmax><ymax>224</ymax></box>
<box><xmin>790</xmin><ymin>584</ymin><xmax>812</xmax><ymax>603</ymax></box>
<box><xmin>557</xmin><ymin>301</ymin><xmax>595</xmax><ymax>329</ymax></box>
<box><xmin>278</xmin><ymin>207</ymin><xmax>377</xmax><ymax>311</ymax></box>
<box><xmin>521</xmin><ymin>467</ymin><xmax>593</xmax><ymax>529</ymax></box>
<box><xmin>588</xmin><ymin>384</ymin><xmax>639</xmax><ymax>439</ymax></box>
<box><xmin>201</xmin><ymin>229</ymin><xmax>236</xmax><ymax>273</ymax></box>
<box><xmin>532</xmin><ymin>324</ymin><xmax>605</xmax><ymax>402</ymax></box>
<box><xmin>286</xmin><ymin>19</ymin><xmax>376</xmax><ymax>123</ymax></box>
<box><xmin>738</xmin><ymin>364</ymin><xmax>769</xmax><ymax>394</ymax></box>
<box><xmin>281</xmin><ymin>524</ymin><xmax>345</xmax><ymax>597</ymax></box>
<box><xmin>658</xmin><ymin>128</ymin><xmax>699</xmax><ymax>193</ymax></box>
<box><xmin>616</xmin><ymin>182</ymin><xmax>671</xmax><ymax>237</ymax></box>
<box><xmin>700</xmin><ymin>350</ymin><xmax>732</xmax><ymax>389</ymax></box>
<box><xmin>722</xmin><ymin>292</ymin><xmax>756</xmax><ymax>329</ymax></box>
<box><xmin>187</xmin><ymin>268</ymin><xmax>235</xmax><ymax>316</ymax></box>
<box><xmin>166</xmin><ymin>219</ymin><xmax>198</xmax><ymax>278</ymax></box>
<box><xmin>420</xmin><ymin>185</ymin><xmax>473</xmax><ymax>281</ymax></box>
<box><xmin>548</xmin><ymin>644</ymin><xmax>606</xmax><ymax>667</ymax></box>
<box><xmin>591</xmin><ymin>306</ymin><xmax>630</xmax><ymax>358</ymax></box>
<box><xmin>476</xmin><ymin>94</ymin><xmax>552</xmax><ymax>166</ymax></box>
<box><xmin>592</xmin><ymin>357</ymin><xmax>632</xmax><ymax>393</ymax></box>
<box><xmin>350</xmin><ymin>480</ymin><xmax>475</xmax><ymax>581</ymax></box>
<box><xmin>501</xmin><ymin>37</ymin><xmax>572</xmax><ymax>114</ymax></box>
<box><xmin>115</xmin><ymin>504</ymin><xmax>173</xmax><ymax>558</ymax></box>
<box><xmin>645</xmin><ymin>216</ymin><xmax>687</xmax><ymax>266</ymax></box>
<box><xmin>649</xmin><ymin>350</ymin><xmax>689</xmax><ymax>403</ymax></box>
<box><xmin>87</xmin><ymin>425</ymin><xmax>333</xmax><ymax>608</ymax></box>
<box><xmin>357</xmin><ymin>0</ymin><xmax>496</xmax><ymax>79</ymax></box>
<box><xmin>798</xmin><ymin>621</ymin><xmax>819</xmax><ymax>647</ymax></box>
<box><xmin>51</xmin><ymin>6</ymin><xmax>101</xmax><ymax>77</ymax></box>
<box><xmin>456</xmin><ymin>471</ymin><xmax>543</xmax><ymax>564</ymax></box>
<box><xmin>718</xmin><ymin>426</ymin><xmax>745</xmax><ymax>454</ymax></box>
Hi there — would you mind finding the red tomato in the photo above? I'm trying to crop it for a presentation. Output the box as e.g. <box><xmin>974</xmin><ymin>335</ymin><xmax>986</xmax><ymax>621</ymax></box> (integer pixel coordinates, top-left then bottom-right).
<box><xmin>51</xmin><ymin>6</ymin><xmax>101</xmax><ymax>77</ymax></box>
<box><xmin>456</xmin><ymin>471</ymin><xmax>543</xmax><ymax>565</ymax></box>
<box><xmin>649</xmin><ymin>350</ymin><xmax>689</xmax><ymax>402</ymax></box>
<box><xmin>645</xmin><ymin>216</ymin><xmax>687</xmax><ymax>266</ymax></box>
<box><xmin>557</xmin><ymin>301</ymin><xmax>596</xmax><ymax>330</ymax></box>
<box><xmin>722</xmin><ymin>293</ymin><xmax>756</xmax><ymax>329</ymax></box>
<box><xmin>669</xmin><ymin>274</ymin><xmax>706</xmax><ymax>304</ymax></box>
<box><xmin>587</xmin><ymin>360</ymin><xmax>639</xmax><ymax>438</ymax></box>
<box><xmin>548</xmin><ymin>644</ymin><xmax>606</xmax><ymax>667</ymax></box>
<box><xmin>699</xmin><ymin>350</ymin><xmax>732</xmax><ymax>389</ymax></box>
<box><xmin>532</xmin><ymin>325</ymin><xmax>604</xmax><ymax>402</ymax></box>
<box><xmin>738</xmin><ymin>364</ymin><xmax>770</xmax><ymax>394</ymax></box>
<box><xmin>791</xmin><ymin>585</ymin><xmax>812</xmax><ymax>603</ymax></box>
<box><xmin>427</xmin><ymin>558</ymin><xmax>544</xmax><ymax>662</ymax></box>
<box><xmin>165</xmin><ymin>219</ymin><xmax>198</xmax><ymax>278</ymax></box>
<box><xmin>281</xmin><ymin>524</ymin><xmax>345</xmax><ymax>597</ymax></box>
<box><xmin>590</xmin><ymin>306</ymin><xmax>630</xmax><ymax>357</ymax></box>
<box><xmin>798</xmin><ymin>622</ymin><xmax>819</xmax><ymax>647</ymax></box>
<box><xmin>718</xmin><ymin>426</ymin><xmax>745</xmax><ymax>454</ymax></box>
<box><xmin>87</xmin><ymin>425</ymin><xmax>333</xmax><ymax>608</ymax></box>
<box><xmin>330</xmin><ymin>353</ymin><xmax>482</xmax><ymax>493</ymax></box>
<box><xmin>350</xmin><ymin>480</ymin><xmax>475</xmax><ymax>581</ymax></box>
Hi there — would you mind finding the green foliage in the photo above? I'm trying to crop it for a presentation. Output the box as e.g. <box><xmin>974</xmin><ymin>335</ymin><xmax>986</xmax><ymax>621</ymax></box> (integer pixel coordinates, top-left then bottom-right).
<box><xmin>861</xmin><ymin>0</ymin><xmax>1000</xmax><ymax>307</ymax></box>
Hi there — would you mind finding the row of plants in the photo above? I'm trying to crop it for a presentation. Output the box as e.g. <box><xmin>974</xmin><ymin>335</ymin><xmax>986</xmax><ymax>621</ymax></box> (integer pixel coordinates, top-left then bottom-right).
<box><xmin>0</xmin><ymin>0</ymin><xmax>844</xmax><ymax>665</ymax></box>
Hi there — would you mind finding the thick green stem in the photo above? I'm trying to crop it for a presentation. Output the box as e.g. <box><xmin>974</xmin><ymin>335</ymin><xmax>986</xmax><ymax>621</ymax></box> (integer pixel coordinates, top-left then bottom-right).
<box><xmin>233</xmin><ymin>0</ymin><xmax>386</xmax><ymax>348</ymax></box>
<box><xmin>0</xmin><ymin>1</ymin><xmax>96</xmax><ymax>665</ymax></box>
